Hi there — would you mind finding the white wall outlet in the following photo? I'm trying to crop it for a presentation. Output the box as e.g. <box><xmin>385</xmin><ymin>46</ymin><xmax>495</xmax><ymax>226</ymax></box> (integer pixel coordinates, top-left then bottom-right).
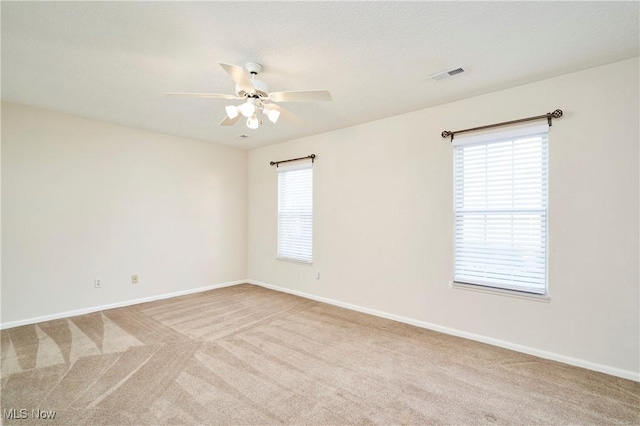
<box><xmin>94</xmin><ymin>278</ymin><xmax>102</xmax><ymax>288</ymax></box>
<box><xmin>131</xmin><ymin>275</ymin><xmax>139</xmax><ymax>284</ymax></box>
<box><xmin>315</xmin><ymin>272</ymin><xmax>320</xmax><ymax>280</ymax></box>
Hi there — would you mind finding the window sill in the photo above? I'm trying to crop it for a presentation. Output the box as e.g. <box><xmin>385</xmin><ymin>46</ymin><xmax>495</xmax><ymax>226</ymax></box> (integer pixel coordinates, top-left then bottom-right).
<box><xmin>451</xmin><ymin>281</ymin><xmax>550</xmax><ymax>302</ymax></box>
<box><xmin>277</xmin><ymin>256</ymin><xmax>313</xmax><ymax>266</ymax></box>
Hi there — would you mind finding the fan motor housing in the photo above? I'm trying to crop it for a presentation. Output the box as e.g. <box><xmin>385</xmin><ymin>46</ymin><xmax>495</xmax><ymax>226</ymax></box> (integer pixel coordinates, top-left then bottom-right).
<box><xmin>235</xmin><ymin>78</ymin><xmax>269</xmax><ymax>98</ymax></box>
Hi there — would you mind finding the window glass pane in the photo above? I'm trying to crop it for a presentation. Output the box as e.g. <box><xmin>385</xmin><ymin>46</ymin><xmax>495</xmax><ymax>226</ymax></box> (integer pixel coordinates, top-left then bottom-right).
<box><xmin>278</xmin><ymin>165</ymin><xmax>313</xmax><ymax>263</ymax></box>
<box><xmin>454</xmin><ymin>130</ymin><xmax>548</xmax><ymax>294</ymax></box>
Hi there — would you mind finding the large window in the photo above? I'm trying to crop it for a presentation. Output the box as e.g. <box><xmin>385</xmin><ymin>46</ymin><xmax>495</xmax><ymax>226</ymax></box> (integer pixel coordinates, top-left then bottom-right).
<box><xmin>453</xmin><ymin>125</ymin><xmax>548</xmax><ymax>295</ymax></box>
<box><xmin>278</xmin><ymin>162</ymin><xmax>313</xmax><ymax>263</ymax></box>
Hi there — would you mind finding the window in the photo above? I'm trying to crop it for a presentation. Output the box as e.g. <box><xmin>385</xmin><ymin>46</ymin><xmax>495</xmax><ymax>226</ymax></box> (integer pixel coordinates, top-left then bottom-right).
<box><xmin>453</xmin><ymin>124</ymin><xmax>548</xmax><ymax>295</ymax></box>
<box><xmin>278</xmin><ymin>162</ymin><xmax>313</xmax><ymax>263</ymax></box>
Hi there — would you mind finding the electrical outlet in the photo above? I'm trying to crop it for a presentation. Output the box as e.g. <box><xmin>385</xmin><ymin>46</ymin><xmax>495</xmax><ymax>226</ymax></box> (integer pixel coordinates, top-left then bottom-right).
<box><xmin>315</xmin><ymin>272</ymin><xmax>320</xmax><ymax>280</ymax></box>
<box><xmin>131</xmin><ymin>275</ymin><xmax>139</xmax><ymax>284</ymax></box>
<box><xmin>94</xmin><ymin>278</ymin><xmax>102</xmax><ymax>288</ymax></box>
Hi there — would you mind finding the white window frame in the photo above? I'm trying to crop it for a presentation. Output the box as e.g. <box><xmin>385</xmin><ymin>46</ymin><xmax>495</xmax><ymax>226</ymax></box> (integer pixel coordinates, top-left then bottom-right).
<box><xmin>453</xmin><ymin>124</ymin><xmax>549</xmax><ymax>295</ymax></box>
<box><xmin>277</xmin><ymin>161</ymin><xmax>313</xmax><ymax>264</ymax></box>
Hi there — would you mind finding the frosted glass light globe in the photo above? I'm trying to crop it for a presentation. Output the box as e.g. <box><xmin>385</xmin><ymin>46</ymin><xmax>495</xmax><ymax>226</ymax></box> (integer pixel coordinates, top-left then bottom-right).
<box><xmin>246</xmin><ymin>114</ymin><xmax>260</xmax><ymax>129</ymax></box>
<box><xmin>239</xmin><ymin>101</ymin><xmax>256</xmax><ymax>118</ymax></box>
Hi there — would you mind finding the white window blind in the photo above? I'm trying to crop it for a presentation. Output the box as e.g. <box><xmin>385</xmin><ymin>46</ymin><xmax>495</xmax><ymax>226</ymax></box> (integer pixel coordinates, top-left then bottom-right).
<box><xmin>453</xmin><ymin>124</ymin><xmax>548</xmax><ymax>295</ymax></box>
<box><xmin>278</xmin><ymin>162</ymin><xmax>313</xmax><ymax>263</ymax></box>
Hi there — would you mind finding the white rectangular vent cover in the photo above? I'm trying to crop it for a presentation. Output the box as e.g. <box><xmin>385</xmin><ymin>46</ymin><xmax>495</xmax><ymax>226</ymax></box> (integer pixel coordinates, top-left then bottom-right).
<box><xmin>429</xmin><ymin>67</ymin><xmax>466</xmax><ymax>81</ymax></box>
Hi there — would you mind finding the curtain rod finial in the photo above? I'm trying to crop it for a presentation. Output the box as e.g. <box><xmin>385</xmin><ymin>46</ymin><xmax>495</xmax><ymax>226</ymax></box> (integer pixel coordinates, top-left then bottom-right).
<box><xmin>442</xmin><ymin>130</ymin><xmax>452</xmax><ymax>139</ymax></box>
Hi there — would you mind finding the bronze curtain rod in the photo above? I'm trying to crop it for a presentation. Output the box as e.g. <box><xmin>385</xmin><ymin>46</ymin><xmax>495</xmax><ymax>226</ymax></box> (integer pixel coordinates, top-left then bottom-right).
<box><xmin>441</xmin><ymin>109</ymin><xmax>563</xmax><ymax>142</ymax></box>
<box><xmin>270</xmin><ymin>154</ymin><xmax>316</xmax><ymax>167</ymax></box>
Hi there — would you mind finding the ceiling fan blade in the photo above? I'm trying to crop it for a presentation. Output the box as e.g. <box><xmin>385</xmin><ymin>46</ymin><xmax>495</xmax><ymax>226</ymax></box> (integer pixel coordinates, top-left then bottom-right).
<box><xmin>165</xmin><ymin>92</ymin><xmax>240</xmax><ymax>100</ymax></box>
<box><xmin>219</xmin><ymin>114</ymin><xmax>241</xmax><ymax>126</ymax></box>
<box><xmin>268</xmin><ymin>90</ymin><xmax>332</xmax><ymax>103</ymax></box>
<box><xmin>265</xmin><ymin>104</ymin><xmax>302</xmax><ymax>124</ymax></box>
<box><xmin>219</xmin><ymin>63</ymin><xmax>255</xmax><ymax>94</ymax></box>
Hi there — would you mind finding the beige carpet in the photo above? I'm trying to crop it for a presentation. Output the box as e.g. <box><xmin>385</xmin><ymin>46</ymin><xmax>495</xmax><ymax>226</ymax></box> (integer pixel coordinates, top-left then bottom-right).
<box><xmin>1</xmin><ymin>284</ymin><xmax>638</xmax><ymax>425</ymax></box>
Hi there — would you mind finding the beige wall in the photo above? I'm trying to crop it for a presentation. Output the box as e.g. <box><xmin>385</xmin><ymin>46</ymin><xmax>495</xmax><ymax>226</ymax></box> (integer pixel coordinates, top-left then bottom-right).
<box><xmin>2</xmin><ymin>58</ymin><xmax>638</xmax><ymax>379</ymax></box>
<box><xmin>2</xmin><ymin>102</ymin><xmax>248</xmax><ymax>323</ymax></box>
<box><xmin>248</xmin><ymin>58</ymin><xmax>639</xmax><ymax>377</ymax></box>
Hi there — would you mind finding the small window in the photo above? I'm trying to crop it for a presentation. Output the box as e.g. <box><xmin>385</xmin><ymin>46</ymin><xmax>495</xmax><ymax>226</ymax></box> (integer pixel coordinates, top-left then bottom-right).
<box><xmin>277</xmin><ymin>162</ymin><xmax>313</xmax><ymax>263</ymax></box>
<box><xmin>453</xmin><ymin>125</ymin><xmax>548</xmax><ymax>295</ymax></box>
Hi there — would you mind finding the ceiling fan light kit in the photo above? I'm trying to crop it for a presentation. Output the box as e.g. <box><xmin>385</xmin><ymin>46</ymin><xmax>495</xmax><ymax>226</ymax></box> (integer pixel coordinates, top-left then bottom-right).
<box><xmin>166</xmin><ymin>62</ymin><xmax>332</xmax><ymax>130</ymax></box>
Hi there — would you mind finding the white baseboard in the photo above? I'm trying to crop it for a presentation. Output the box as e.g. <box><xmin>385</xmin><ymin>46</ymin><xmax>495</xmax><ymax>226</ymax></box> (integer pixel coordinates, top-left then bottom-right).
<box><xmin>0</xmin><ymin>280</ymin><xmax>246</xmax><ymax>330</ymax></box>
<box><xmin>247</xmin><ymin>279</ymin><xmax>640</xmax><ymax>383</ymax></box>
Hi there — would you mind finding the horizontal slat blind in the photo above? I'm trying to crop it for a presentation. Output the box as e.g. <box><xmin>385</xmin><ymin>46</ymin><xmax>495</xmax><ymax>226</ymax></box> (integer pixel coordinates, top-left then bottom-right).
<box><xmin>454</xmin><ymin>130</ymin><xmax>548</xmax><ymax>294</ymax></box>
<box><xmin>278</xmin><ymin>163</ymin><xmax>313</xmax><ymax>263</ymax></box>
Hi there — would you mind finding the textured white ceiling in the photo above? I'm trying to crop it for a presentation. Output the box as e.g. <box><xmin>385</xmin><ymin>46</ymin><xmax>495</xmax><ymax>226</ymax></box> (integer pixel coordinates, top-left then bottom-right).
<box><xmin>2</xmin><ymin>2</ymin><xmax>638</xmax><ymax>149</ymax></box>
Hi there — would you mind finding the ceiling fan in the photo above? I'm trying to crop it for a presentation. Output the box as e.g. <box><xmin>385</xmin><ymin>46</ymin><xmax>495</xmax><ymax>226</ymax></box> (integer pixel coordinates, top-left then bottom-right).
<box><xmin>165</xmin><ymin>62</ymin><xmax>332</xmax><ymax>130</ymax></box>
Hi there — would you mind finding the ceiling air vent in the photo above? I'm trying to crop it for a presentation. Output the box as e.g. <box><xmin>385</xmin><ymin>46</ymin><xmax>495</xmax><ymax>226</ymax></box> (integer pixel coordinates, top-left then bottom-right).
<box><xmin>429</xmin><ymin>67</ymin><xmax>466</xmax><ymax>82</ymax></box>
